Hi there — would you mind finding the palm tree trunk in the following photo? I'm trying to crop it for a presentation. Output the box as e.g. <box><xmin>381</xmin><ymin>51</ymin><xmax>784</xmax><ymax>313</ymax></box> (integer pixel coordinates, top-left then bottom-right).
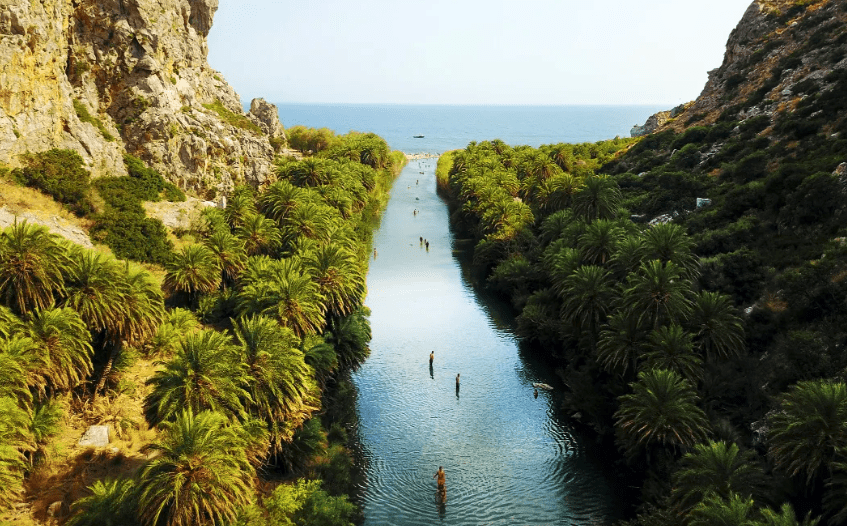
<box><xmin>92</xmin><ymin>341</ymin><xmax>121</xmax><ymax>403</ymax></box>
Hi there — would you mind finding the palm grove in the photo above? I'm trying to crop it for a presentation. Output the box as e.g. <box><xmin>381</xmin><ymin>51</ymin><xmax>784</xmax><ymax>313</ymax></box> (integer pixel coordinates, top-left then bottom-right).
<box><xmin>0</xmin><ymin>128</ymin><xmax>404</xmax><ymax>526</ymax></box>
<box><xmin>437</xmin><ymin>136</ymin><xmax>847</xmax><ymax>526</ymax></box>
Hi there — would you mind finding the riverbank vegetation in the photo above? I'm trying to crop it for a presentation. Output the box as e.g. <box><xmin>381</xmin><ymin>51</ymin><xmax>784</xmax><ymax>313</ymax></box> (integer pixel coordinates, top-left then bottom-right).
<box><xmin>0</xmin><ymin>128</ymin><xmax>404</xmax><ymax>525</ymax></box>
<box><xmin>438</xmin><ymin>125</ymin><xmax>847</xmax><ymax>525</ymax></box>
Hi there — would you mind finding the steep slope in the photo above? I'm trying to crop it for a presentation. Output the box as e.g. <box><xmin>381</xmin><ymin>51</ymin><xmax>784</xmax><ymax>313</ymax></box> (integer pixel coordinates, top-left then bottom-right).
<box><xmin>0</xmin><ymin>0</ymin><xmax>284</xmax><ymax>195</ymax></box>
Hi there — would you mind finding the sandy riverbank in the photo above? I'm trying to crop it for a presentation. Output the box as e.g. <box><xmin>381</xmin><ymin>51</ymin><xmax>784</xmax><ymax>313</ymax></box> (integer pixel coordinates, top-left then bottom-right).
<box><xmin>404</xmin><ymin>152</ymin><xmax>440</xmax><ymax>161</ymax></box>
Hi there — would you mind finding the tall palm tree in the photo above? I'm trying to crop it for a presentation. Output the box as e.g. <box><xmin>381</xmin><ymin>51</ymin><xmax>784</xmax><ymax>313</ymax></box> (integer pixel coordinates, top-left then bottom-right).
<box><xmin>235</xmin><ymin>212</ymin><xmax>281</xmax><ymax>257</ymax></box>
<box><xmin>303</xmin><ymin>242</ymin><xmax>365</xmax><ymax>318</ymax></box>
<box><xmin>325</xmin><ymin>306</ymin><xmax>372</xmax><ymax>369</ymax></box>
<box><xmin>136</xmin><ymin>410</ymin><xmax>256</xmax><ymax>526</ymax></box>
<box><xmin>824</xmin><ymin>456</ymin><xmax>847</xmax><ymax>525</ymax></box>
<box><xmin>621</xmin><ymin>259</ymin><xmax>694</xmax><ymax>329</ymax></box>
<box><xmin>596</xmin><ymin>310</ymin><xmax>648</xmax><ymax>378</ymax></box>
<box><xmin>291</xmin><ymin>158</ymin><xmax>333</xmax><ymax>187</ymax></box>
<box><xmin>0</xmin><ymin>221</ymin><xmax>71</xmax><ymax>315</ymax></box>
<box><xmin>559</xmin><ymin>265</ymin><xmax>616</xmax><ymax>352</ymax></box>
<box><xmin>768</xmin><ymin>380</ymin><xmax>847</xmax><ymax>484</ymax></box>
<box><xmin>232</xmin><ymin>315</ymin><xmax>319</xmax><ymax>440</ymax></box>
<box><xmin>548</xmin><ymin>143</ymin><xmax>574</xmax><ymax>172</ymax></box>
<box><xmin>204</xmin><ymin>231</ymin><xmax>247</xmax><ymax>285</ymax></box>
<box><xmin>1</xmin><ymin>334</ymin><xmax>47</xmax><ymax>402</ymax></box>
<box><xmin>687</xmin><ymin>493</ymin><xmax>759</xmax><ymax>526</ymax></box>
<box><xmin>26</xmin><ymin>307</ymin><xmax>93</xmax><ymax>393</ymax></box>
<box><xmin>578</xmin><ymin>219</ymin><xmax>625</xmax><ymax>266</ymax></box>
<box><xmin>223</xmin><ymin>188</ymin><xmax>256</xmax><ymax>231</ymax></box>
<box><xmin>236</xmin><ymin>258</ymin><xmax>326</xmax><ymax>337</ymax></box>
<box><xmin>671</xmin><ymin>441</ymin><xmax>768</xmax><ymax>514</ymax></box>
<box><xmin>258</xmin><ymin>180</ymin><xmax>304</xmax><ymax>226</ymax></box>
<box><xmin>610</xmin><ymin>235</ymin><xmax>647</xmax><ymax>279</ymax></box>
<box><xmin>162</xmin><ymin>245</ymin><xmax>221</xmax><ymax>304</ymax></box>
<box><xmin>615</xmin><ymin>368</ymin><xmax>710</xmax><ymax>462</ymax></box>
<box><xmin>689</xmin><ymin>291</ymin><xmax>746</xmax><ymax>362</ymax></box>
<box><xmin>145</xmin><ymin>329</ymin><xmax>248</xmax><ymax>426</ymax></box>
<box><xmin>61</xmin><ymin>248</ymin><xmax>126</xmax><ymax>336</ymax></box>
<box><xmin>641</xmin><ymin>324</ymin><xmax>703</xmax><ymax>384</ymax></box>
<box><xmin>572</xmin><ymin>175</ymin><xmax>621</xmax><ymax>222</ymax></box>
<box><xmin>279</xmin><ymin>202</ymin><xmax>340</xmax><ymax>247</ymax></box>
<box><xmin>643</xmin><ymin>222</ymin><xmax>699</xmax><ymax>278</ymax></box>
<box><xmin>0</xmin><ymin>305</ymin><xmax>23</xmax><ymax>338</ymax></box>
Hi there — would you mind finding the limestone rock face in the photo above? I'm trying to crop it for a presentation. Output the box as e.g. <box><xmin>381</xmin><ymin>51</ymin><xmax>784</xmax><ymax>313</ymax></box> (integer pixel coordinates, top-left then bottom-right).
<box><xmin>631</xmin><ymin>110</ymin><xmax>672</xmax><ymax>137</ymax></box>
<box><xmin>0</xmin><ymin>0</ymin><xmax>280</xmax><ymax>195</ymax></box>
<box><xmin>248</xmin><ymin>98</ymin><xmax>286</xmax><ymax>141</ymax></box>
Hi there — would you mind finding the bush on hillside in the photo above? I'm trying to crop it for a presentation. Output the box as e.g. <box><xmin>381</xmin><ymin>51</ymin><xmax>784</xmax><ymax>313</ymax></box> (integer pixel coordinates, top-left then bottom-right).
<box><xmin>12</xmin><ymin>149</ymin><xmax>94</xmax><ymax>216</ymax></box>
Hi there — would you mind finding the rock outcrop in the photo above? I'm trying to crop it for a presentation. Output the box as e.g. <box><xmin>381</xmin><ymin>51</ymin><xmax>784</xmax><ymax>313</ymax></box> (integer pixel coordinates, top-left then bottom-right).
<box><xmin>657</xmin><ymin>0</ymin><xmax>847</xmax><ymax>132</ymax></box>
<box><xmin>0</xmin><ymin>0</ymin><xmax>283</xmax><ymax>195</ymax></box>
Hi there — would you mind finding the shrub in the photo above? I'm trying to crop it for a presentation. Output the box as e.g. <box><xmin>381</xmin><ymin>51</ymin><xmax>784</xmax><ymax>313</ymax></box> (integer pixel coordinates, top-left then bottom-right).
<box><xmin>90</xmin><ymin>208</ymin><xmax>173</xmax><ymax>264</ymax></box>
<box><xmin>12</xmin><ymin>149</ymin><xmax>94</xmax><ymax>216</ymax></box>
<box><xmin>73</xmin><ymin>99</ymin><xmax>114</xmax><ymax>141</ymax></box>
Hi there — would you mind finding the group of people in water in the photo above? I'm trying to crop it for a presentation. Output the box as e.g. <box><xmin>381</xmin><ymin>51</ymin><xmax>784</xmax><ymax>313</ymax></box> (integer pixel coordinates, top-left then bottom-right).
<box><xmin>420</xmin><ymin>236</ymin><xmax>429</xmax><ymax>250</ymax></box>
<box><xmin>428</xmin><ymin>352</ymin><xmax>459</xmax><ymax>503</ymax></box>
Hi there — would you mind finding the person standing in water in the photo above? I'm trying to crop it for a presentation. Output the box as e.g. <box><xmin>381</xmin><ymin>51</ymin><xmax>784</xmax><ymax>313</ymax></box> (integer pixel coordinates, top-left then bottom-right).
<box><xmin>434</xmin><ymin>466</ymin><xmax>446</xmax><ymax>492</ymax></box>
<box><xmin>429</xmin><ymin>351</ymin><xmax>434</xmax><ymax>366</ymax></box>
<box><xmin>456</xmin><ymin>373</ymin><xmax>460</xmax><ymax>388</ymax></box>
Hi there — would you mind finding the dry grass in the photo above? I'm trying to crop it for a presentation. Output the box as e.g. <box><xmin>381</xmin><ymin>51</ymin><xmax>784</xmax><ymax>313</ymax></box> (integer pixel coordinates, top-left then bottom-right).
<box><xmin>0</xmin><ymin>179</ymin><xmax>87</xmax><ymax>225</ymax></box>
<box><xmin>0</xmin><ymin>358</ymin><xmax>163</xmax><ymax>525</ymax></box>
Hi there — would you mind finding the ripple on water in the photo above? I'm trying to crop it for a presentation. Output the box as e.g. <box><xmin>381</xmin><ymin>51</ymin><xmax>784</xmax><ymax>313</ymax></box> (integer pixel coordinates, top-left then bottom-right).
<box><xmin>355</xmin><ymin>162</ymin><xmax>621</xmax><ymax>525</ymax></box>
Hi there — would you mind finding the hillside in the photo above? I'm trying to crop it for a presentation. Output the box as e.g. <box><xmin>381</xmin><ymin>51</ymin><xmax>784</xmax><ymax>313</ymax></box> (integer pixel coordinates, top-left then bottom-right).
<box><xmin>0</xmin><ymin>0</ymin><xmax>284</xmax><ymax>196</ymax></box>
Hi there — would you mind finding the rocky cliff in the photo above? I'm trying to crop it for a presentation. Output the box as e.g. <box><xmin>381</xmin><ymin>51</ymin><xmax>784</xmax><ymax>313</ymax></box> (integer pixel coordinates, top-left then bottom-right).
<box><xmin>635</xmin><ymin>0</ymin><xmax>847</xmax><ymax>135</ymax></box>
<box><xmin>0</xmin><ymin>0</ymin><xmax>284</xmax><ymax>196</ymax></box>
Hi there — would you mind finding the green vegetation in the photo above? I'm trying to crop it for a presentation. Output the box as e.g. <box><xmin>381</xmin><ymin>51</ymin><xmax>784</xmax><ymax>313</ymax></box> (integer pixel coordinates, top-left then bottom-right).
<box><xmin>0</xmin><ymin>128</ymin><xmax>402</xmax><ymax>525</ymax></box>
<box><xmin>439</xmin><ymin>109</ymin><xmax>847</xmax><ymax>523</ymax></box>
<box><xmin>12</xmin><ymin>149</ymin><xmax>94</xmax><ymax>216</ymax></box>
<box><xmin>203</xmin><ymin>99</ymin><xmax>263</xmax><ymax>135</ymax></box>
<box><xmin>73</xmin><ymin>99</ymin><xmax>115</xmax><ymax>142</ymax></box>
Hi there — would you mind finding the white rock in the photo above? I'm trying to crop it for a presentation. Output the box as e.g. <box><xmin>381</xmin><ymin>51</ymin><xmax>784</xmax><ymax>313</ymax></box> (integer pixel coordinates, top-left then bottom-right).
<box><xmin>78</xmin><ymin>425</ymin><xmax>110</xmax><ymax>447</ymax></box>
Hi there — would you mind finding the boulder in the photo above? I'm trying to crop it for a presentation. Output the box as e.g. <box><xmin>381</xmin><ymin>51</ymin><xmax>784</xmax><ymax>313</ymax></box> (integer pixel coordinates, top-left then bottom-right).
<box><xmin>248</xmin><ymin>98</ymin><xmax>286</xmax><ymax>140</ymax></box>
<box><xmin>78</xmin><ymin>425</ymin><xmax>110</xmax><ymax>447</ymax></box>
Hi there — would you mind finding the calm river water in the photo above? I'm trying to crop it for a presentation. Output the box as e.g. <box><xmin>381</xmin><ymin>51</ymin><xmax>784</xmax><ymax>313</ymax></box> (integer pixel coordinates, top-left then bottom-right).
<box><xmin>352</xmin><ymin>158</ymin><xmax>622</xmax><ymax>525</ymax></box>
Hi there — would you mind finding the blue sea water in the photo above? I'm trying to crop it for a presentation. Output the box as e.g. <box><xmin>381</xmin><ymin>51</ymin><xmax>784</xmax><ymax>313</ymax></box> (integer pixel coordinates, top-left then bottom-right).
<box><xmin>271</xmin><ymin>103</ymin><xmax>670</xmax><ymax>154</ymax></box>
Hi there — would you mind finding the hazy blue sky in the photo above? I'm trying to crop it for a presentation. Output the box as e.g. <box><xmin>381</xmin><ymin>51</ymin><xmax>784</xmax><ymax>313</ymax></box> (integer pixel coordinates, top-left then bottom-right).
<box><xmin>207</xmin><ymin>0</ymin><xmax>752</xmax><ymax>106</ymax></box>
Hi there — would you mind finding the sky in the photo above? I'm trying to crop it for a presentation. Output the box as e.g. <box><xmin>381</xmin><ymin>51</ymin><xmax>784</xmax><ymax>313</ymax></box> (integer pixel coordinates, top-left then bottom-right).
<box><xmin>206</xmin><ymin>0</ymin><xmax>753</xmax><ymax>106</ymax></box>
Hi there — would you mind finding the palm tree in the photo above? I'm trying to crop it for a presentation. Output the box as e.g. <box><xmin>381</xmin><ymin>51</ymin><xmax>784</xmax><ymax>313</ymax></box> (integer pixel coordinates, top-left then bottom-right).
<box><xmin>26</xmin><ymin>307</ymin><xmax>93</xmax><ymax>393</ymax></box>
<box><xmin>143</xmin><ymin>308</ymin><xmax>199</xmax><ymax>358</ymax></box>
<box><xmin>204</xmin><ymin>231</ymin><xmax>247</xmax><ymax>285</ymax></box>
<box><xmin>145</xmin><ymin>329</ymin><xmax>248</xmax><ymax>426</ymax></box>
<box><xmin>67</xmin><ymin>477</ymin><xmax>139</xmax><ymax>526</ymax></box>
<box><xmin>232</xmin><ymin>315</ymin><xmax>319</xmax><ymax>443</ymax></box>
<box><xmin>291</xmin><ymin>158</ymin><xmax>333</xmax><ymax>187</ymax></box>
<box><xmin>596</xmin><ymin>310</ymin><xmax>648</xmax><ymax>378</ymax></box>
<box><xmin>0</xmin><ymin>220</ymin><xmax>71</xmax><ymax>315</ymax></box>
<box><xmin>236</xmin><ymin>258</ymin><xmax>326</xmax><ymax>337</ymax></box>
<box><xmin>0</xmin><ymin>305</ymin><xmax>23</xmax><ymax>338</ymax></box>
<box><xmin>279</xmin><ymin>202</ymin><xmax>340</xmax><ymax>247</ymax></box>
<box><xmin>61</xmin><ymin>248</ymin><xmax>126</xmax><ymax>336</ymax></box>
<box><xmin>236</xmin><ymin>212</ymin><xmax>281</xmax><ymax>257</ymax></box>
<box><xmin>0</xmin><ymin>397</ymin><xmax>33</xmax><ymax>510</ymax></box>
<box><xmin>824</xmin><ymin>456</ymin><xmax>847</xmax><ymax>525</ymax></box>
<box><xmin>559</xmin><ymin>265</ymin><xmax>616</xmax><ymax>352</ymax></box>
<box><xmin>643</xmin><ymin>222</ymin><xmax>699</xmax><ymax>278</ymax></box>
<box><xmin>610</xmin><ymin>235</ymin><xmax>647</xmax><ymax>279</ymax></box>
<box><xmin>689</xmin><ymin>291</ymin><xmax>745</xmax><ymax>362</ymax></box>
<box><xmin>578</xmin><ymin>219</ymin><xmax>625</xmax><ymax>266</ymax></box>
<box><xmin>670</xmin><ymin>441</ymin><xmax>768</xmax><ymax>514</ymax></box>
<box><xmin>325</xmin><ymin>306</ymin><xmax>372</xmax><ymax>369</ymax></box>
<box><xmin>572</xmin><ymin>175</ymin><xmax>621</xmax><ymax>221</ymax></box>
<box><xmin>641</xmin><ymin>324</ymin><xmax>703</xmax><ymax>384</ymax></box>
<box><xmin>304</xmin><ymin>339</ymin><xmax>339</xmax><ymax>388</ymax></box>
<box><xmin>223</xmin><ymin>188</ymin><xmax>256</xmax><ymax>231</ymax></box>
<box><xmin>548</xmin><ymin>143</ymin><xmax>574</xmax><ymax>172</ymax></box>
<box><xmin>615</xmin><ymin>368</ymin><xmax>710</xmax><ymax>462</ymax></box>
<box><xmin>136</xmin><ymin>410</ymin><xmax>256</xmax><ymax>526</ymax></box>
<box><xmin>621</xmin><ymin>260</ymin><xmax>694</xmax><ymax>329</ymax></box>
<box><xmin>258</xmin><ymin>180</ymin><xmax>304</xmax><ymax>226</ymax></box>
<box><xmin>1</xmin><ymin>334</ymin><xmax>47</xmax><ymax>402</ymax></box>
<box><xmin>537</xmin><ymin>173</ymin><xmax>581</xmax><ymax>213</ymax></box>
<box><xmin>162</xmin><ymin>245</ymin><xmax>221</xmax><ymax>304</ymax></box>
<box><xmin>303</xmin><ymin>242</ymin><xmax>365</xmax><ymax>318</ymax></box>
<box><xmin>687</xmin><ymin>492</ymin><xmax>759</xmax><ymax>526</ymax></box>
<box><xmin>768</xmin><ymin>380</ymin><xmax>847</xmax><ymax>484</ymax></box>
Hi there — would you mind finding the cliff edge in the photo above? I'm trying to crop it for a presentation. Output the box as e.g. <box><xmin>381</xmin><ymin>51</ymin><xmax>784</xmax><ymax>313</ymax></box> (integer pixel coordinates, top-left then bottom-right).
<box><xmin>0</xmin><ymin>0</ymin><xmax>284</xmax><ymax>196</ymax></box>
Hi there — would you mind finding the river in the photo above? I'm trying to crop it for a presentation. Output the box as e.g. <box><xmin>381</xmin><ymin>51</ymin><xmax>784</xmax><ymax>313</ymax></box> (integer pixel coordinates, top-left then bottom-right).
<box><xmin>351</xmin><ymin>158</ymin><xmax>622</xmax><ymax>525</ymax></box>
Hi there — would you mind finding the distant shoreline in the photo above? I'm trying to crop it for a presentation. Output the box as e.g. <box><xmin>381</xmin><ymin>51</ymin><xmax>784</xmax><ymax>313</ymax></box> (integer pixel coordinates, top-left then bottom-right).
<box><xmin>404</xmin><ymin>152</ymin><xmax>440</xmax><ymax>160</ymax></box>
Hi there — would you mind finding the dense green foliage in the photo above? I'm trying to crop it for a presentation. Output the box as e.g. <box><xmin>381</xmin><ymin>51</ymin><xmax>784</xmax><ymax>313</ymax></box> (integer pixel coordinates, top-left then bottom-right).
<box><xmin>12</xmin><ymin>149</ymin><xmax>94</xmax><ymax>215</ymax></box>
<box><xmin>1</xmin><ymin>128</ymin><xmax>401</xmax><ymax>525</ymax></box>
<box><xmin>439</xmin><ymin>117</ymin><xmax>847</xmax><ymax>524</ymax></box>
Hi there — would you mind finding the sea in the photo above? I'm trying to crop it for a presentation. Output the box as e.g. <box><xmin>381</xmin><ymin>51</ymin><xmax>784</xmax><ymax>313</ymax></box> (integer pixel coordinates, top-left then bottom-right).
<box><xmin>271</xmin><ymin>103</ymin><xmax>670</xmax><ymax>154</ymax></box>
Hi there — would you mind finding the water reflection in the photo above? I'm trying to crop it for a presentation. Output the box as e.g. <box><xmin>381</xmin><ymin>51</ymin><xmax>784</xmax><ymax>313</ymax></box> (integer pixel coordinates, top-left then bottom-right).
<box><xmin>353</xmin><ymin>159</ymin><xmax>621</xmax><ymax>525</ymax></box>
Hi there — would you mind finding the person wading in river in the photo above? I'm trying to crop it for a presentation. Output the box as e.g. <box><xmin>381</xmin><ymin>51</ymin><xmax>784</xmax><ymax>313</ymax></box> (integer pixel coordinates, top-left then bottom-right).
<box><xmin>434</xmin><ymin>466</ymin><xmax>446</xmax><ymax>496</ymax></box>
<box><xmin>429</xmin><ymin>351</ymin><xmax>434</xmax><ymax>366</ymax></box>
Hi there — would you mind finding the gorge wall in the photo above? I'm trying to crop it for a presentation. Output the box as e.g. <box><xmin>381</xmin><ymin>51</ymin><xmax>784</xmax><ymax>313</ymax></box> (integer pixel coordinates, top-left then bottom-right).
<box><xmin>0</xmin><ymin>0</ymin><xmax>284</xmax><ymax>196</ymax></box>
